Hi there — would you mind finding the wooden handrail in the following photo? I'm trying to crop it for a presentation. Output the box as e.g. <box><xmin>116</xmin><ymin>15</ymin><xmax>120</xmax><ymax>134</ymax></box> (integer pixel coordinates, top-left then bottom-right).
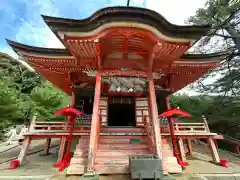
<box><xmin>144</xmin><ymin>116</ymin><xmax>156</xmax><ymax>154</ymax></box>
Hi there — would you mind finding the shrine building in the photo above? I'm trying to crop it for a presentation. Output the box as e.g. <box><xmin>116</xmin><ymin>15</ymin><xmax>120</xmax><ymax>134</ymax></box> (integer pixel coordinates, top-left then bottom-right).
<box><xmin>7</xmin><ymin>6</ymin><xmax>227</xmax><ymax>176</ymax></box>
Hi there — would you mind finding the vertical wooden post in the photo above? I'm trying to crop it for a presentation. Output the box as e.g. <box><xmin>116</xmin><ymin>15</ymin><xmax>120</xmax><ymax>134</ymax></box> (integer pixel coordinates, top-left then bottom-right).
<box><xmin>208</xmin><ymin>138</ymin><xmax>220</xmax><ymax>163</ymax></box>
<box><xmin>58</xmin><ymin>91</ymin><xmax>75</xmax><ymax>162</ymax></box>
<box><xmin>165</xmin><ymin>96</ymin><xmax>179</xmax><ymax>160</ymax></box>
<box><xmin>148</xmin><ymin>78</ymin><xmax>162</xmax><ymax>159</ymax></box>
<box><xmin>202</xmin><ymin>115</ymin><xmax>210</xmax><ymax>132</ymax></box>
<box><xmin>58</xmin><ymin>121</ymin><xmax>68</xmax><ymax>162</ymax></box>
<box><xmin>42</xmin><ymin>126</ymin><xmax>51</xmax><ymax>156</ymax></box>
<box><xmin>186</xmin><ymin>139</ymin><xmax>193</xmax><ymax>156</ymax></box>
<box><xmin>18</xmin><ymin>136</ymin><xmax>31</xmax><ymax>164</ymax></box>
<box><xmin>87</xmin><ymin>73</ymin><xmax>101</xmax><ymax>172</ymax></box>
<box><xmin>178</xmin><ymin>139</ymin><xmax>186</xmax><ymax>162</ymax></box>
<box><xmin>17</xmin><ymin>115</ymin><xmax>36</xmax><ymax>163</ymax></box>
<box><xmin>29</xmin><ymin>115</ymin><xmax>37</xmax><ymax>132</ymax></box>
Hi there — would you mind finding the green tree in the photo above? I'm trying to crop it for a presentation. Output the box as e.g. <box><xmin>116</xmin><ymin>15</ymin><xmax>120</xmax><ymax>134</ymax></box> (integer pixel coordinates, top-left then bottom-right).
<box><xmin>30</xmin><ymin>82</ymin><xmax>70</xmax><ymax>121</ymax></box>
<box><xmin>187</xmin><ymin>0</ymin><xmax>240</xmax><ymax>96</ymax></box>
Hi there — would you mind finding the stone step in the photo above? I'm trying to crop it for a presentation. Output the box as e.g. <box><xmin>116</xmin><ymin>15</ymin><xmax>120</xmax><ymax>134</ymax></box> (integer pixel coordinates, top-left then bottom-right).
<box><xmin>166</xmin><ymin>165</ymin><xmax>182</xmax><ymax>174</ymax></box>
<box><xmin>95</xmin><ymin>164</ymin><xmax>129</xmax><ymax>174</ymax></box>
<box><xmin>162</xmin><ymin>150</ymin><xmax>174</xmax><ymax>156</ymax></box>
<box><xmin>67</xmin><ymin>165</ymin><xmax>86</xmax><ymax>175</ymax></box>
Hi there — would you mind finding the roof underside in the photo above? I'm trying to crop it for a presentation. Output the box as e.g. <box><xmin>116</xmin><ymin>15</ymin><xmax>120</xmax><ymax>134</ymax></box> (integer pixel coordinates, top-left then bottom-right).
<box><xmin>6</xmin><ymin>6</ymin><xmax>228</xmax><ymax>95</ymax></box>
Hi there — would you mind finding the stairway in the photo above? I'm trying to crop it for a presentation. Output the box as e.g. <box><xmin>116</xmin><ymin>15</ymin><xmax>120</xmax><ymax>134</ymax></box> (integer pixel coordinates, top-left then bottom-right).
<box><xmin>67</xmin><ymin>132</ymin><xmax>182</xmax><ymax>175</ymax></box>
<box><xmin>67</xmin><ymin>136</ymin><xmax>89</xmax><ymax>175</ymax></box>
<box><xmin>95</xmin><ymin>135</ymin><xmax>151</xmax><ymax>174</ymax></box>
<box><xmin>162</xmin><ymin>138</ymin><xmax>182</xmax><ymax>173</ymax></box>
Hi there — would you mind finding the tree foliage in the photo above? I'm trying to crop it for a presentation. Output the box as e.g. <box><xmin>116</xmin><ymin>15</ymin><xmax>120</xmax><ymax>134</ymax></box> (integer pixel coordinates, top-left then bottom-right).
<box><xmin>0</xmin><ymin>52</ymin><xmax>69</xmax><ymax>130</ymax></box>
<box><xmin>171</xmin><ymin>95</ymin><xmax>240</xmax><ymax>138</ymax></box>
<box><xmin>187</xmin><ymin>0</ymin><xmax>240</xmax><ymax>96</ymax></box>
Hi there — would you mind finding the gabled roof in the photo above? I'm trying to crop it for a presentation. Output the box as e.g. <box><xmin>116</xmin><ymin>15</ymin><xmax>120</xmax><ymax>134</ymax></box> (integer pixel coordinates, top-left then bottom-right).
<box><xmin>42</xmin><ymin>6</ymin><xmax>210</xmax><ymax>40</ymax></box>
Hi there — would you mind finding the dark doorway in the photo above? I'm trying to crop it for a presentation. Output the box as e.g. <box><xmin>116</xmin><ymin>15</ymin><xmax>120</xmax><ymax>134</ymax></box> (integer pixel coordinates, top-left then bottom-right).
<box><xmin>108</xmin><ymin>97</ymin><xmax>136</xmax><ymax>127</ymax></box>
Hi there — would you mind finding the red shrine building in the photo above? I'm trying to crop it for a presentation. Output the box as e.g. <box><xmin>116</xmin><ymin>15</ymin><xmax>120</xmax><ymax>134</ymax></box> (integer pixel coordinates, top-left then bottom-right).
<box><xmin>7</xmin><ymin>7</ymin><xmax>227</xmax><ymax>176</ymax></box>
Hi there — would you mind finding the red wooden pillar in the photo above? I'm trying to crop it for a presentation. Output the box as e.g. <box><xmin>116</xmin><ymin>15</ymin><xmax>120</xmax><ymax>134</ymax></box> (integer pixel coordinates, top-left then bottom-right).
<box><xmin>148</xmin><ymin>78</ymin><xmax>162</xmax><ymax>159</ymax></box>
<box><xmin>165</xmin><ymin>96</ymin><xmax>184</xmax><ymax>164</ymax></box>
<box><xmin>58</xmin><ymin>91</ymin><xmax>75</xmax><ymax>162</ymax></box>
<box><xmin>87</xmin><ymin>73</ymin><xmax>101</xmax><ymax>172</ymax></box>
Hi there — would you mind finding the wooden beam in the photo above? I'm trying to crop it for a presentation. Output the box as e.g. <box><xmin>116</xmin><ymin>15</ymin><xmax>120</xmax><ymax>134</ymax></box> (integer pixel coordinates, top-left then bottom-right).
<box><xmin>202</xmin><ymin>115</ymin><xmax>210</xmax><ymax>132</ymax></box>
<box><xmin>95</xmin><ymin>39</ymin><xmax>102</xmax><ymax>69</ymax></box>
<box><xmin>57</xmin><ymin>121</ymin><xmax>68</xmax><ymax>162</ymax></box>
<box><xmin>178</xmin><ymin>139</ymin><xmax>186</xmax><ymax>162</ymax></box>
<box><xmin>101</xmin><ymin>69</ymin><xmax>148</xmax><ymax>77</ymax></box>
<box><xmin>29</xmin><ymin>115</ymin><xmax>37</xmax><ymax>132</ymax></box>
<box><xmin>42</xmin><ymin>138</ymin><xmax>51</xmax><ymax>155</ymax></box>
<box><xmin>148</xmin><ymin>78</ymin><xmax>162</xmax><ymax>159</ymax></box>
<box><xmin>18</xmin><ymin>136</ymin><xmax>31</xmax><ymax>164</ymax></box>
<box><xmin>148</xmin><ymin>42</ymin><xmax>161</xmax><ymax>72</ymax></box>
<box><xmin>58</xmin><ymin>91</ymin><xmax>75</xmax><ymax>162</ymax></box>
<box><xmin>186</xmin><ymin>139</ymin><xmax>193</xmax><ymax>156</ymax></box>
<box><xmin>165</xmin><ymin>96</ymin><xmax>179</xmax><ymax>160</ymax></box>
<box><xmin>42</xmin><ymin>126</ymin><xmax>52</xmax><ymax>155</ymax></box>
<box><xmin>87</xmin><ymin>73</ymin><xmax>101</xmax><ymax>172</ymax></box>
<box><xmin>208</xmin><ymin>138</ymin><xmax>220</xmax><ymax>163</ymax></box>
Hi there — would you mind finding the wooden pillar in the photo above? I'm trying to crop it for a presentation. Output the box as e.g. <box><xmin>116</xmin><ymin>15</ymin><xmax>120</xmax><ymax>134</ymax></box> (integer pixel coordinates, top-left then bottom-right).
<box><xmin>42</xmin><ymin>138</ymin><xmax>51</xmax><ymax>155</ymax></box>
<box><xmin>165</xmin><ymin>97</ymin><xmax>179</xmax><ymax>160</ymax></box>
<box><xmin>178</xmin><ymin>139</ymin><xmax>186</xmax><ymax>162</ymax></box>
<box><xmin>18</xmin><ymin>136</ymin><xmax>31</xmax><ymax>163</ymax></box>
<box><xmin>186</xmin><ymin>139</ymin><xmax>193</xmax><ymax>156</ymax></box>
<box><xmin>29</xmin><ymin>115</ymin><xmax>36</xmax><ymax>132</ymax></box>
<box><xmin>202</xmin><ymin>115</ymin><xmax>210</xmax><ymax>132</ymax></box>
<box><xmin>41</xmin><ymin>126</ymin><xmax>52</xmax><ymax>156</ymax></box>
<box><xmin>58</xmin><ymin>91</ymin><xmax>75</xmax><ymax>162</ymax></box>
<box><xmin>18</xmin><ymin>115</ymin><xmax>36</xmax><ymax>163</ymax></box>
<box><xmin>87</xmin><ymin>73</ymin><xmax>101</xmax><ymax>171</ymax></box>
<box><xmin>148</xmin><ymin>78</ymin><xmax>162</xmax><ymax>159</ymax></box>
<box><xmin>58</xmin><ymin>121</ymin><xmax>68</xmax><ymax>162</ymax></box>
<box><xmin>208</xmin><ymin>138</ymin><xmax>220</xmax><ymax>163</ymax></box>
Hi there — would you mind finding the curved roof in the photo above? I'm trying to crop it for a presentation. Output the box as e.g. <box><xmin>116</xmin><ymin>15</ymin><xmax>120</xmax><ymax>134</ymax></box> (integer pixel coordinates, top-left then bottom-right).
<box><xmin>6</xmin><ymin>39</ymin><xmax>227</xmax><ymax>62</ymax></box>
<box><xmin>6</xmin><ymin>39</ymin><xmax>69</xmax><ymax>56</ymax></box>
<box><xmin>42</xmin><ymin>6</ymin><xmax>210</xmax><ymax>40</ymax></box>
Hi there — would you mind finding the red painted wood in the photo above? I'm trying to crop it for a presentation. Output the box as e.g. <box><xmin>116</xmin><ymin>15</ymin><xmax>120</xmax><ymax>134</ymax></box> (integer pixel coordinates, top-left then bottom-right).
<box><xmin>87</xmin><ymin>73</ymin><xmax>101</xmax><ymax>171</ymax></box>
<box><xmin>165</xmin><ymin>96</ymin><xmax>181</xmax><ymax>164</ymax></box>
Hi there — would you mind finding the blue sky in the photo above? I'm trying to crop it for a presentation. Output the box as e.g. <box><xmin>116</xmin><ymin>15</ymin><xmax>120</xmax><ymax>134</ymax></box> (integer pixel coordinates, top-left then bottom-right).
<box><xmin>0</xmin><ymin>0</ymin><xmax>208</xmax><ymax>95</ymax></box>
<box><xmin>0</xmin><ymin>0</ymin><xmax>208</xmax><ymax>57</ymax></box>
<box><xmin>0</xmin><ymin>0</ymin><xmax>148</xmax><ymax>55</ymax></box>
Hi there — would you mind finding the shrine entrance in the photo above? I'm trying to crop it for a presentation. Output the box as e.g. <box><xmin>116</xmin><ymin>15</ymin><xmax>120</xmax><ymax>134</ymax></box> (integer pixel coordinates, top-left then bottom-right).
<box><xmin>108</xmin><ymin>97</ymin><xmax>136</xmax><ymax>127</ymax></box>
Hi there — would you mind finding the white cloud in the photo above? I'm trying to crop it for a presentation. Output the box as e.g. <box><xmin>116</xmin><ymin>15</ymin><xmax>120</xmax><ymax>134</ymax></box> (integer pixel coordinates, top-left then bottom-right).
<box><xmin>146</xmin><ymin>0</ymin><xmax>207</xmax><ymax>25</ymax></box>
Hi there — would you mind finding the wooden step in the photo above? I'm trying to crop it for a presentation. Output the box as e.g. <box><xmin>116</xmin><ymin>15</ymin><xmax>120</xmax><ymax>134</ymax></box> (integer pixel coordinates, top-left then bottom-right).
<box><xmin>95</xmin><ymin>157</ymin><xmax>129</xmax><ymax>165</ymax></box>
<box><xmin>95</xmin><ymin>164</ymin><xmax>129</xmax><ymax>174</ymax></box>
<box><xmin>96</xmin><ymin>150</ymin><xmax>150</xmax><ymax>157</ymax></box>
<box><xmin>102</xmin><ymin>128</ymin><xmax>145</xmax><ymax>133</ymax></box>
<box><xmin>75</xmin><ymin>145</ymin><xmax>89</xmax><ymax>150</ymax></box>
<box><xmin>70</xmin><ymin>157</ymin><xmax>88</xmax><ymax>164</ymax></box>
<box><xmin>99</xmin><ymin>136</ymin><xmax>147</xmax><ymax>144</ymax></box>
<box><xmin>97</xmin><ymin>144</ymin><xmax>149</xmax><ymax>150</ymax></box>
<box><xmin>74</xmin><ymin>151</ymin><xmax>89</xmax><ymax>157</ymax></box>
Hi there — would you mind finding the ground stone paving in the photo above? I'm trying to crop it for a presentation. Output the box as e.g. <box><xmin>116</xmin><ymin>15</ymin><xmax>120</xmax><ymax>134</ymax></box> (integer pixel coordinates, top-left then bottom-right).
<box><xmin>0</xmin><ymin>140</ymin><xmax>240</xmax><ymax>180</ymax></box>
